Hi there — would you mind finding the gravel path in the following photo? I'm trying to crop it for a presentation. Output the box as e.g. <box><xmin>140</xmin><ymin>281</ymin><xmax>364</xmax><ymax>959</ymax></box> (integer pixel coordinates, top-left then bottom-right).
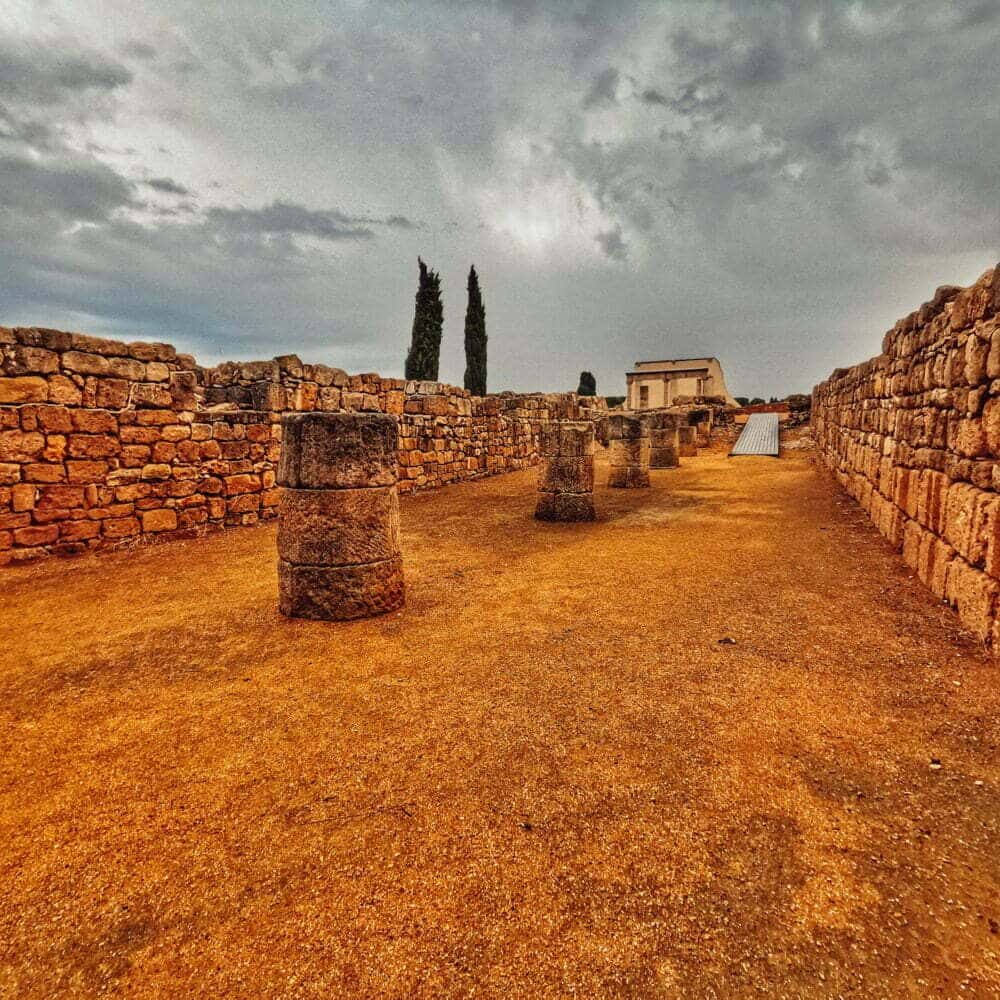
<box><xmin>1</xmin><ymin>444</ymin><xmax>997</xmax><ymax>997</ymax></box>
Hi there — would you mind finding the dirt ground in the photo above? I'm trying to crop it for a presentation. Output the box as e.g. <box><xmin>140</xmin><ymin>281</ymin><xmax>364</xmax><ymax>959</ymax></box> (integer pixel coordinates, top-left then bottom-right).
<box><xmin>1</xmin><ymin>441</ymin><xmax>998</xmax><ymax>998</ymax></box>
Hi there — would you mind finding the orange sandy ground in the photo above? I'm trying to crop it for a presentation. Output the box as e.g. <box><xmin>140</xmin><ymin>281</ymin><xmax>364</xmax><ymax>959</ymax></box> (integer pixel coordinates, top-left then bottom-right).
<box><xmin>1</xmin><ymin>444</ymin><xmax>998</xmax><ymax>998</ymax></box>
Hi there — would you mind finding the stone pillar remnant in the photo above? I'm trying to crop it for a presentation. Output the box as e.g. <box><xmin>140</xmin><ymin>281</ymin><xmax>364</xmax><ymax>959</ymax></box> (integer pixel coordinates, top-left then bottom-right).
<box><xmin>645</xmin><ymin>411</ymin><xmax>681</xmax><ymax>469</ymax></box>
<box><xmin>689</xmin><ymin>409</ymin><xmax>712</xmax><ymax>447</ymax></box>
<box><xmin>535</xmin><ymin>420</ymin><xmax>596</xmax><ymax>521</ymax></box>
<box><xmin>277</xmin><ymin>412</ymin><xmax>405</xmax><ymax>620</ymax></box>
<box><xmin>678</xmin><ymin>424</ymin><xmax>698</xmax><ymax>457</ymax></box>
<box><xmin>606</xmin><ymin>414</ymin><xmax>650</xmax><ymax>488</ymax></box>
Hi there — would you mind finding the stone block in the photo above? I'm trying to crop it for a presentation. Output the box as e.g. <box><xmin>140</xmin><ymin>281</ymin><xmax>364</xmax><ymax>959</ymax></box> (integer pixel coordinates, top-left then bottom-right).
<box><xmin>22</xmin><ymin>463</ymin><xmax>65</xmax><ymax>483</ymax></box>
<box><xmin>48</xmin><ymin>375</ymin><xmax>83</xmax><ymax>406</ymax></box>
<box><xmin>945</xmin><ymin>557</ymin><xmax>998</xmax><ymax>642</ymax></box>
<box><xmin>277</xmin><ymin>487</ymin><xmax>400</xmax><ymax>566</ymax></box>
<box><xmin>278</xmin><ymin>556</ymin><xmax>405</xmax><ymax>621</ymax></box>
<box><xmin>607</xmin><ymin>465</ymin><xmax>651</xmax><ymax>489</ymax></box>
<box><xmin>130</xmin><ymin>383</ymin><xmax>173</xmax><ymax>409</ymax></box>
<box><xmin>66</xmin><ymin>461</ymin><xmax>107</xmax><ymax>484</ymax></box>
<box><xmin>108</xmin><ymin>356</ymin><xmax>146</xmax><ymax>381</ymax></box>
<box><xmin>678</xmin><ymin>426</ymin><xmax>698</xmax><ymax>457</ymax></box>
<box><xmin>649</xmin><ymin>425</ymin><xmax>680</xmax><ymax>468</ymax></box>
<box><xmin>534</xmin><ymin>491</ymin><xmax>596</xmax><ymax>522</ymax></box>
<box><xmin>537</xmin><ymin>456</ymin><xmax>594</xmax><ymax>494</ymax></box>
<box><xmin>5</xmin><ymin>346</ymin><xmax>59</xmax><ymax>375</ymax></box>
<box><xmin>15</xmin><ymin>327</ymin><xmax>72</xmax><ymax>352</ymax></box>
<box><xmin>70</xmin><ymin>333</ymin><xmax>128</xmax><ymax>356</ymax></box>
<box><xmin>0</xmin><ymin>377</ymin><xmax>48</xmax><ymax>404</ymax></box>
<box><xmin>94</xmin><ymin>378</ymin><xmax>129</xmax><ymax>409</ymax></box>
<box><xmin>72</xmin><ymin>409</ymin><xmax>117</xmax><ymax>433</ymax></box>
<box><xmin>141</xmin><ymin>508</ymin><xmax>178</xmax><ymax>533</ymax></box>
<box><xmin>278</xmin><ymin>412</ymin><xmax>398</xmax><ymax>490</ymax></box>
<box><xmin>62</xmin><ymin>351</ymin><xmax>110</xmax><ymax>376</ymax></box>
<box><xmin>11</xmin><ymin>484</ymin><xmax>35</xmax><ymax>512</ymax></box>
<box><xmin>538</xmin><ymin>421</ymin><xmax>594</xmax><ymax>458</ymax></box>
<box><xmin>102</xmin><ymin>516</ymin><xmax>141</xmax><ymax>539</ymax></box>
<box><xmin>67</xmin><ymin>434</ymin><xmax>118</xmax><ymax>459</ymax></box>
<box><xmin>604</xmin><ymin>413</ymin><xmax>647</xmax><ymax>442</ymax></box>
<box><xmin>608</xmin><ymin>437</ymin><xmax>650</xmax><ymax>468</ymax></box>
<box><xmin>59</xmin><ymin>520</ymin><xmax>100</xmax><ymax>542</ymax></box>
<box><xmin>13</xmin><ymin>525</ymin><xmax>58</xmax><ymax>547</ymax></box>
<box><xmin>0</xmin><ymin>430</ymin><xmax>45</xmax><ymax>462</ymax></box>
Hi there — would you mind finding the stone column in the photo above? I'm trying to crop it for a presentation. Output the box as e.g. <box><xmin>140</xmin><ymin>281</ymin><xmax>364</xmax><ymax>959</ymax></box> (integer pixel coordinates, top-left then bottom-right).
<box><xmin>606</xmin><ymin>414</ymin><xmax>650</xmax><ymax>488</ymax></box>
<box><xmin>277</xmin><ymin>412</ymin><xmax>404</xmax><ymax>620</ymax></box>
<box><xmin>535</xmin><ymin>420</ymin><xmax>596</xmax><ymax>521</ymax></box>
<box><xmin>645</xmin><ymin>411</ymin><xmax>681</xmax><ymax>468</ymax></box>
<box><xmin>678</xmin><ymin>424</ymin><xmax>698</xmax><ymax>457</ymax></box>
<box><xmin>691</xmin><ymin>410</ymin><xmax>712</xmax><ymax>447</ymax></box>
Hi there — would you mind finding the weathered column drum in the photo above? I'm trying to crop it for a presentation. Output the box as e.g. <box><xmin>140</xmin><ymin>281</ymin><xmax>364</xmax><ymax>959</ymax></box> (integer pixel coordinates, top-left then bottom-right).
<box><xmin>678</xmin><ymin>424</ymin><xmax>698</xmax><ymax>457</ymax></box>
<box><xmin>691</xmin><ymin>410</ymin><xmax>712</xmax><ymax>447</ymax></box>
<box><xmin>606</xmin><ymin>414</ymin><xmax>650</xmax><ymax>488</ymax></box>
<box><xmin>277</xmin><ymin>412</ymin><xmax>405</xmax><ymax>620</ymax></box>
<box><xmin>535</xmin><ymin>420</ymin><xmax>596</xmax><ymax>522</ymax></box>
<box><xmin>645</xmin><ymin>411</ymin><xmax>681</xmax><ymax>469</ymax></box>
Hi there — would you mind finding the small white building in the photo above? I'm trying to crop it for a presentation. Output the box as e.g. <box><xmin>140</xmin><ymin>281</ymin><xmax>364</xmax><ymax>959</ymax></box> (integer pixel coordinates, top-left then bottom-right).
<box><xmin>626</xmin><ymin>357</ymin><xmax>736</xmax><ymax>410</ymax></box>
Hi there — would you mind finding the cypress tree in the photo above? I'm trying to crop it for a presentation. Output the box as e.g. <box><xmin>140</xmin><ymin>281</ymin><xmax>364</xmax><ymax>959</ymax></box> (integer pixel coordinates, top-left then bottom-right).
<box><xmin>404</xmin><ymin>257</ymin><xmax>443</xmax><ymax>381</ymax></box>
<box><xmin>577</xmin><ymin>371</ymin><xmax>597</xmax><ymax>396</ymax></box>
<box><xmin>463</xmin><ymin>264</ymin><xmax>487</xmax><ymax>396</ymax></box>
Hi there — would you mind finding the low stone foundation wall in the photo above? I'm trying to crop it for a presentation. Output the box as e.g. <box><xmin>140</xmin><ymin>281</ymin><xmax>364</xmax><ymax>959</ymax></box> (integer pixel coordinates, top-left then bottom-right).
<box><xmin>812</xmin><ymin>264</ymin><xmax>1000</xmax><ymax>647</ymax></box>
<box><xmin>1</xmin><ymin>325</ymin><xmax>605</xmax><ymax>566</ymax></box>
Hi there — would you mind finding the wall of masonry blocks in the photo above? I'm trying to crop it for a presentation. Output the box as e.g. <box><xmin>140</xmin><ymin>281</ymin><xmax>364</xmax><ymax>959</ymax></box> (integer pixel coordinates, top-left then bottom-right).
<box><xmin>812</xmin><ymin>264</ymin><xmax>1000</xmax><ymax>647</ymax></box>
<box><xmin>0</xmin><ymin>325</ymin><xmax>604</xmax><ymax>566</ymax></box>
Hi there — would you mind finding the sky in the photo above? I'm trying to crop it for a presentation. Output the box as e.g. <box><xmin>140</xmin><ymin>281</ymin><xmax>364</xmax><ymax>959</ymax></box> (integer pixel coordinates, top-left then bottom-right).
<box><xmin>2</xmin><ymin>0</ymin><xmax>999</xmax><ymax>400</ymax></box>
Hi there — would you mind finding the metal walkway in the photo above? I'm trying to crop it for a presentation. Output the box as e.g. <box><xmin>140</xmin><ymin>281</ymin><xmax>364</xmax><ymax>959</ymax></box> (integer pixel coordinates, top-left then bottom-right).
<box><xmin>730</xmin><ymin>412</ymin><xmax>780</xmax><ymax>456</ymax></box>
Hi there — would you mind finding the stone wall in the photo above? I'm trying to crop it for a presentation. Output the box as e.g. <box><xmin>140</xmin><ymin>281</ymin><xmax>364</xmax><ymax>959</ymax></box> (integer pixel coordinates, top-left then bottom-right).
<box><xmin>812</xmin><ymin>264</ymin><xmax>1000</xmax><ymax>647</ymax></box>
<box><xmin>1</xmin><ymin>325</ymin><xmax>604</xmax><ymax>567</ymax></box>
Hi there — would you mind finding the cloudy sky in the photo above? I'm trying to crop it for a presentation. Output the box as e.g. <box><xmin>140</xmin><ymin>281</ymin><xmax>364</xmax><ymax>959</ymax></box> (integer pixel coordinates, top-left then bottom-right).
<box><xmin>2</xmin><ymin>0</ymin><xmax>999</xmax><ymax>398</ymax></box>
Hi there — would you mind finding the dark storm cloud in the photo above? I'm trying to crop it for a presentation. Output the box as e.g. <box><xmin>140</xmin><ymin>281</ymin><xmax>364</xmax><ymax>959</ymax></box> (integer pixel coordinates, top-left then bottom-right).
<box><xmin>583</xmin><ymin>68</ymin><xmax>620</xmax><ymax>108</ymax></box>
<box><xmin>0</xmin><ymin>41</ymin><xmax>131</xmax><ymax>104</ymax></box>
<box><xmin>143</xmin><ymin>177</ymin><xmax>190</xmax><ymax>196</ymax></box>
<box><xmin>121</xmin><ymin>41</ymin><xmax>157</xmax><ymax>61</ymax></box>
<box><xmin>0</xmin><ymin>153</ymin><xmax>135</xmax><ymax>222</ymax></box>
<box><xmin>206</xmin><ymin>201</ymin><xmax>375</xmax><ymax>241</ymax></box>
<box><xmin>595</xmin><ymin>226</ymin><xmax>627</xmax><ymax>261</ymax></box>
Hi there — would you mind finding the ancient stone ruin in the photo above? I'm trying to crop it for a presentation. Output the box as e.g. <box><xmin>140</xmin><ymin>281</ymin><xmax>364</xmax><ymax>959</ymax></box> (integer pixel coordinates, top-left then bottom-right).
<box><xmin>0</xmin><ymin>325</ymin><xmax>605</xmax><ymax>567</ymax></box>
<box><xmin>535</xmin><ymin>420</ymin><xmax>596</xmax><ymax>522</ymax></box>
<box><xmin>277</xmin><ymin>412</ymin><xmax>405</xmax><ymax>621</ymax></box>
<box><xmin>813</xmin><ymin>264</ymin><xmax>1000</xmax><ymax>649</ymax></box>
<box><xmin>678</xmin><ymin>424</ymin><xmax>698</xmax><ymax>458</ymax></box>
<box><xmin>605</xmin><ymin>414</ymin><xmax>651</xmax><ymax>488</ymax></box>
<box><xmin>644</xmin><ymin>411</ymin><xmax>681</xmax><ymax>469</ymax></box>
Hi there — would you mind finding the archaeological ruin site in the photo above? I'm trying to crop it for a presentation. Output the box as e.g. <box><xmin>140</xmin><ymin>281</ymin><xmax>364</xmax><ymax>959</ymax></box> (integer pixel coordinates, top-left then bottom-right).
<box><xmin>2</xmin><ymin>267</ymin><xmax>1000</xmax><ymax>995</ymax></box>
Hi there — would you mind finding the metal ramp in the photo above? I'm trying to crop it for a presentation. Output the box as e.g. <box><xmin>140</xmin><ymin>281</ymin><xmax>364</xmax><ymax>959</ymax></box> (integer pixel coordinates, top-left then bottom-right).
<box><xmin>730</xmin><ymin>412</ymin><xmax>780</xmax><ymax>456</ymax></box>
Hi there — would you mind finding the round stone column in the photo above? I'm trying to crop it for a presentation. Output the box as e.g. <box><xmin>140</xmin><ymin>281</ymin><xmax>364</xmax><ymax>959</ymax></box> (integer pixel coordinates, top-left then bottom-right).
<box><xmin>678</xmin><ymin>424</ymin><xmax>698</xmax><ymax>457</ymax></box>
<box><xmin>277</xmin><ymin>412</ymin><xmax>404</xmax><ymax>620</ymax></box>
<box><xmin>606</xmin><ymin>414</ymin><xmax>650</xmax><ymax>488</ymax></box>
<box><xmin>645</xmin><ymin>411</ymin><xmax>681</xmax><ymax>468</ymax></box>
<box><xmin>535</xmin><ymin>420</ymin><xmax>596</xmax><ymax>521</ymax></box>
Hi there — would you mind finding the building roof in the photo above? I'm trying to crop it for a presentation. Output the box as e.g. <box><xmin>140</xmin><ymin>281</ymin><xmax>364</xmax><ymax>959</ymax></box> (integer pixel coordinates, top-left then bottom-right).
<box><xmin>631</xmin><ymin>357</ymin><xmax>719</xmax><ymax>372</ymax></box>
<box><xmin>625</xmin><ymin>368</ymin><xmax>710</xmax><ymax>378</ymax></box>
